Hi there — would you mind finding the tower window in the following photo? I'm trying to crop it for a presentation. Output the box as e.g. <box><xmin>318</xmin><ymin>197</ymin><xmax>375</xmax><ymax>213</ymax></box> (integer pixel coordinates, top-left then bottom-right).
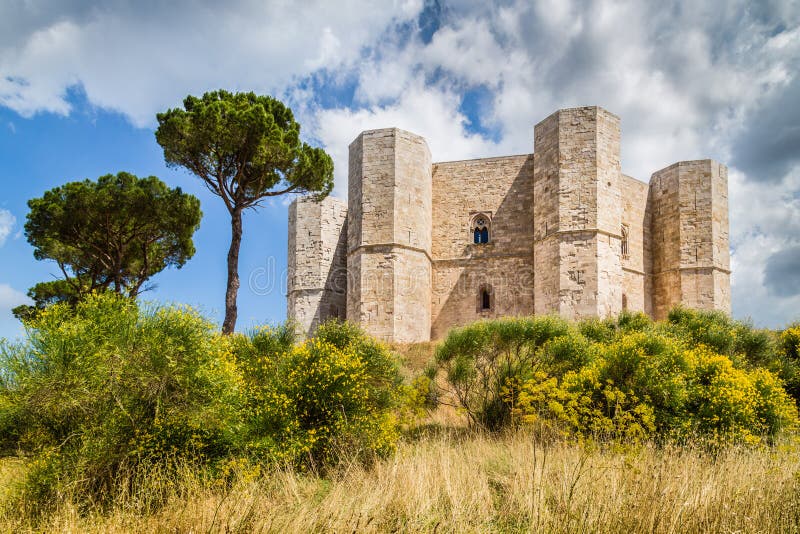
<box><xmin>477</xmin><ymin>284</ymin><xmax>493</xmax><ymax>312</ymax></box>
<box><xmin>621</xmin><ymin>224</ymin><xmax>629</xmax><ymax>259</ymax></box>
<box><xmin>471</xmin><ymin>213</ymin><xmax>491</xmax><ymax>244</ymax></box>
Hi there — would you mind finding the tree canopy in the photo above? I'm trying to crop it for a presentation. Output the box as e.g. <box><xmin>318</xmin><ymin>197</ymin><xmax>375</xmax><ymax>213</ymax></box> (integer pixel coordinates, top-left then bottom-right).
<box><xmin>155</xmin><ymin>90</ymin><xmax>334</xmax><ymax>334</ymax></box>
<box><xmin>13</xmin><ymin>172</ymin><xmax>201</xmax><ymax>319</ymax></box>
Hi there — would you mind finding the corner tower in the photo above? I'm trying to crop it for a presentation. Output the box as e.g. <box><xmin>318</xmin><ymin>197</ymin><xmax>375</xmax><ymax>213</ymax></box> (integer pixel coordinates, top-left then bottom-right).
<box><xmin>533</xmin><ymin>106</ymin><xmax>623</xmax><ymax>319</ymax></box>
<box><xmin>649</xmin><ymin>160</ymin><xmax>730</xmax><ymax>319</ymax></box>
<box><xmin>287</xmin><ymin>196</ymin><xmax>348</xmax><ymax>337</ymax></box>
<box><xmin>347</xmin><ymin>128</ymin><xmax>433</xmax><ymax>342</ymax></box>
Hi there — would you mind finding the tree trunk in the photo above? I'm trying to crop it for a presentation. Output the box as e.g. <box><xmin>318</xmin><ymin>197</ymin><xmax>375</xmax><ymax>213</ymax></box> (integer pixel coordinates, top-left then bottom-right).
<box><xmin>222</xmin><ymin>208</ymin><xmax>243</xmax><ymax>335</ymax></box>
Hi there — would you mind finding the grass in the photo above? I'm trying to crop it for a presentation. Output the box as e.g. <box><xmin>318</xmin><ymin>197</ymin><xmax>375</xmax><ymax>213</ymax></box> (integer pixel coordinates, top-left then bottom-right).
<box><xmin>2</xmin><ymin>430</ymin><xmax>800</xmax><ymax>533</ymax></box>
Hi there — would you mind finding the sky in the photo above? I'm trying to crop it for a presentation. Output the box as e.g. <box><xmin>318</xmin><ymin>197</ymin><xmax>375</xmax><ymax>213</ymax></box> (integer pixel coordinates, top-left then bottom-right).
<box><xmin>1</xmin><ymin>0</ymin><xmax>799</xmax><ymax>339</ymax></box>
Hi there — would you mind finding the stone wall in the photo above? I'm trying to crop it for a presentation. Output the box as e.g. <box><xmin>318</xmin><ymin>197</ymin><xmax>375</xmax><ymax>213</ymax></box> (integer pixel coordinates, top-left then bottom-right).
<box><xmin>287</xmin><ymin>196</ymin><xmax>348</xmax><ymax>337</ymax></box>
<box><xmin>620</xmin><ymin>174</ymin><xmax>651</xmax><ymax>314</ymax></box>
<box><xmin>533</xmin><ymin>106</ymin><xmax>623</xmax><ymax>320</ymax></box>
<box><xmin>347</xmin><ymin>128</ymin><xmax>432</xmax><ymax>343</ymax></box>
<box><xmin>430</xmin><ymin>155</ymin><xmax>535</xmax><ymax>339</ymax></box>
<box><xmin>649</xmin><ymin>160</ymin><xmax>730</xmax><ymax>319</ymax></box>
<box><xmin>532</xmin><ymin>111</ymin><xmax>561</xmax><ymax>315</ymax></box>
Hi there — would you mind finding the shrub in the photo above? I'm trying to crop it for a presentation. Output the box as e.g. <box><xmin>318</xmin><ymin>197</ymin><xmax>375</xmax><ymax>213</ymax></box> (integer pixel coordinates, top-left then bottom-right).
<box><xmin>433</xmin><ymin>311</ymin><xmax>798</xmax><ymax>444</ymax></box>
<box><xmin>779</xmin><ymin>324</ymin><xmax>800</xmax><ymax>403</ymax></box>
<box><xmin>433</xmin><ymin>316</ymin><xmax>571</xmax><ymax>430</ymax></box>
<box><xmin>0</xmin><ymin>293</ymin><xmax>243</xmax><ymax>512</ymax></box>
<box><xmin>236</xmin><ymin>321</ymin><xmax>402</xmax><ymax>470</ymax></box>
<box><xmin>513</xmin><ymin>337</ymin><xmax>798</xmax><ymax>444</ymax></box>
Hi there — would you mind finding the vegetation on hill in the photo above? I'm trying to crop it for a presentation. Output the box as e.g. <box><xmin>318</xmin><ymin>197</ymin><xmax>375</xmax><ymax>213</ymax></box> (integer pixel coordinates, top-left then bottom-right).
<box><xmin>429</xmin><ymin>310</ymin><xmax>799</xmax><ymax>444</ymax></box>
<box><xmin>1</xmin><ymin>294</ymin><xmax>799</xmax><ymax>529</ymax></box>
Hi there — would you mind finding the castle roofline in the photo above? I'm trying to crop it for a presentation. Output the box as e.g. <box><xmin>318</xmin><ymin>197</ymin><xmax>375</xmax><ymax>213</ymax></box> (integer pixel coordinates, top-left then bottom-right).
<box><xmin>650</xmin><ymin>159</ymin><xmax>722</xmax><ymax>176</ymax></box>
<box><xmin>433</xmin><ymin>153</ymin><xmax>533</xmax><ymax>166</ymax></box>
<box><xmin>348</xmin><ymin>127</ymin><xmax>426</xmax><ymax>149</ymax></box>
<box><xmin>535</xmin><ymin>105</ymin><xmax>621</xmax><ymax>127</ymax></box>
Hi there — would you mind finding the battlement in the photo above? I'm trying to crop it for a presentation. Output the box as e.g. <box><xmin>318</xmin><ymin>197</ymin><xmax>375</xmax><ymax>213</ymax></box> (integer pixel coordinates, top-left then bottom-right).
<box><xmin>287</xmin><ymin>106</ymin><xmax>731</xmax><ymax>342</ymax></box>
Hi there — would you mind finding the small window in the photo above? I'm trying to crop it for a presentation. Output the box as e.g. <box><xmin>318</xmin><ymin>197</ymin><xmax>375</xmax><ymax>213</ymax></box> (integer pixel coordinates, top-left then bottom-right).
<box><xmin>481</xmin><ymin>289</ymin><xmax>491</xmax><ymax>310</ymax></box>
<box><xmin>477</xmin><ymin>284</ymin><xmax>493</xmax><ymax>313</ymax></box>
<box><xmin>621</xmin><ymin>224</ymin><xmax>629</xmax><ymax>259</ymax></box>
<box><xmin>471</xmin><ymin>213</ymin><xmax>491</xmax><ymax>244</ymax></box>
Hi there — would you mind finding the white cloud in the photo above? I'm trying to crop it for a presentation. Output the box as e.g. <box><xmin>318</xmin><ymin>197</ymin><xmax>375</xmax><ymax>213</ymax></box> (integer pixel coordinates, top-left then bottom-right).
<box><xmin>729</xmin><ymin>168</ymin><xmax>800</xmax><ymax>326</ymax></box>
<box><xmin>0</xmin><ymin>283</ymin><xmax>28</xmax><ymax>308</ymax></box>
<box><xmin>0</xmin><ymin>283</ymin><xmax>30</xmax><ymax>340</ymax></box>
<box><xmin>317</xmin><ymin>81</ymin><xmax>508</xmax><ymax>196</ymax></box>
<box><xmin>0</xmin><ymin>209</ymin><xmax>16</xmax><ymax>246</ymax></box>
<box><xmin>0</xmin><ymin>0</ymin><xmax>423</xmax><ymax>126</ymax></box>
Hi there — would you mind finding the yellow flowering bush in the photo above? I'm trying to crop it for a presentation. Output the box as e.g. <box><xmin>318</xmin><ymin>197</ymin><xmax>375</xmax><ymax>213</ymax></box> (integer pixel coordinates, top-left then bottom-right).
<box><xmin>510</xmin><ymin>336</ymin><xmax>798</xmax><ymax>445</ymax></box>
<box><xmin>236</xmin><ymin>321</ymin><xmax>402</xmax><ymax>470</ymax></box>
<box><xmin>782</xmin><ymin>324</ymin><xmax>800</xmax><ymax>361</ymax></box>
<box><xmin>433</xmin><ymin>312</ymin><xmax>799</xmax><ymax>444</ymax></box>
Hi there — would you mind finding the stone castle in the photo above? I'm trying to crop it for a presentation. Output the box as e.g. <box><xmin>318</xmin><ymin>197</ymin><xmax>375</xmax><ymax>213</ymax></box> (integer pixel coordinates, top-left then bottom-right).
<box><xmin>287</xmin><ymin>106</ymin><xmax>731</xmax><ymax>343</ymax></box>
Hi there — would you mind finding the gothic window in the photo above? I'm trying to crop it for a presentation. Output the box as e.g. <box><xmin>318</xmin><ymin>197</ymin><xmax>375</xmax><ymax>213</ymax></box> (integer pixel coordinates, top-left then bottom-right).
<box><xmin>621</xmin><ymin>224</ymin><xmax>630</xmax><ymax>259</ymax></box>
<box><xmin>471</xmin><ymin>213</ymin><xmax>491</xmax><ymax>244</ymax></box>
<box><xmin>481</xmin><ymin>289</ymin><xmax>491</xmax><ymax>310</ymax></box>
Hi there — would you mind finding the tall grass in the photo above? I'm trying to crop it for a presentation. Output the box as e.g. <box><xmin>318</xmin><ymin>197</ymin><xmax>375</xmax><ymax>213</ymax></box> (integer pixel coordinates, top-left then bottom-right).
<box><xmin>2</xmin><ymin>431</ymin><xmax>799</xmax><ymax>533</ymax></box>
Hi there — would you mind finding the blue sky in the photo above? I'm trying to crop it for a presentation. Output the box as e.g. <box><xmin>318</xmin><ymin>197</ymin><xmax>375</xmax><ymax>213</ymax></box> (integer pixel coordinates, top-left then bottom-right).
<box><xmin>1</xmin><ymin>0</ymin><xmax>799</xmax><ymax>339</ymax></box>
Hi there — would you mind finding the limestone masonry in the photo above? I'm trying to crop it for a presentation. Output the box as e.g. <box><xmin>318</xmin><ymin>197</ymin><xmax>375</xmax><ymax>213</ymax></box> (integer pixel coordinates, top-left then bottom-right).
<box><xmin>287</xmin><ymin>106</ymin><xmax>731</xmax><ymax>343</ymax></box>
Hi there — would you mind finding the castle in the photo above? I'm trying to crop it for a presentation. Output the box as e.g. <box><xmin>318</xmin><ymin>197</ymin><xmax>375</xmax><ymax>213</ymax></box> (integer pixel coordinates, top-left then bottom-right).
<box><xmin>287</xmin><ymin>106</ymin><xmax>731</xmax><ymax>343</ymax></box>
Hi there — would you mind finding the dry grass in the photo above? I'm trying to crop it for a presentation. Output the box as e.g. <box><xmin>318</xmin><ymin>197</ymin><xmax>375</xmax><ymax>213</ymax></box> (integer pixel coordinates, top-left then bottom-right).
<box><xmin>3</xmin><ymin>431</ymin><xmax>799</xmax><ymax>533</ymax></box>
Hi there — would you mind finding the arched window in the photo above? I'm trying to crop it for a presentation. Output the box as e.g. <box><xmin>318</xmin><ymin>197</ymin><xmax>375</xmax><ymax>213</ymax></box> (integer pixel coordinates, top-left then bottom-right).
<box><xmin>620</xmin><ymin>224</ymin><xmax>629</xmax><ymax>259</ymax></box>
<box><xmin>481</xmin><ymin>289</ymin><xmax>491</xmax><ymax>310</ymax></box>
<box><xmin>471</xmin><ymin>213</ymin><xmax>491</xmax><ymax>244</ymax></box>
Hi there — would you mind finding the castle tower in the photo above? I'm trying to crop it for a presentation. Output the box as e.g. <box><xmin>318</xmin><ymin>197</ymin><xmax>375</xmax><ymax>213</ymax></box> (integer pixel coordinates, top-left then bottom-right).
<box><xmin>533</xmin><ymin>106</ymin><xmax>623</xmax><ymax>319</ymax></box>
<box><xmin>347</xmin><ymin>128</ymin><xmax>433</xmax><ymax>343</ymax></box>
<box><xmin>287</xmin><ymin>196</ymin><xmax>348</xmax><ymax>337</ymax></box>
<box><xmin>649</xmin><ymin>160</ymin><xmax>730</xmax><ymax>320</ymax></box>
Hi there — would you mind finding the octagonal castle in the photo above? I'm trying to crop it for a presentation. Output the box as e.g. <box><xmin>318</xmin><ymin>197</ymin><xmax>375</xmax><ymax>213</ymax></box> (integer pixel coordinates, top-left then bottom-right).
<box><xmin>287</xmin><ymin>106</ymin><xmax>731</xmax><ymax>343</ymax></box>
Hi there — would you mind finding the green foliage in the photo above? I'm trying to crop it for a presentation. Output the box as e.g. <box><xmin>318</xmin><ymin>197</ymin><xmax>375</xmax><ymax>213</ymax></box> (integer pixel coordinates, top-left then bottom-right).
<box><xmin>434</xmin><ymin>316</ymin><xmax>572</xmax><ymax>430</ymax></box>
<box><xmin>433</xmin><ymin>311</ymin><xmax>799</xmax><ymax>444</ymax></box>
<box><xmin>155</xmin><ymin>90</ymin><xmax>334</xmax><ymax>334</ymax></box>
<box><xmin>14</xmin><ymin>172</ymin><xmax>201</xmax><ymax>319</ymax></box>
<box><xmin>235</xmin><ymin>321</ymin><xmax>402</xmax><ymax>470</ymax></box>
<box><xmin>0</xmin><ymin>293</ymin><xmax>241</xmax><ymax>511</ymax></box>
<box><xmin>0</xmin><ymin>300</ymin><xmax>406</xmax><ymax>513</ymax></box>
<box><xmin>155</xmin><ymin>90</ymin><xmax>334</xmax><ymax>208</ymax></box>
<box><xmin>778</xmin><ymin>324</ymin><xmax>800</xmax><ymax>403</ymax></box>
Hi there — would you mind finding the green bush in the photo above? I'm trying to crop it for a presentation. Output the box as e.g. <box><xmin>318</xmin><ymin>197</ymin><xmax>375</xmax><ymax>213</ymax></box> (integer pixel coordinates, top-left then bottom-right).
<box><xmin>433</xmin><ymin>316</ymin><xmax>572</xmax><ymax>430</ymax></box>
<box><xmin>235</xmin><ymin>321</ymin><xmax>402</xmax><ymax>470</ymax></box>
<box><xmin>434</xmin><ymin>311</ymin><xmax>799</xmax><ymax>443</ymax></box>
<box><xmin>779</xmin><ymin>324</ymin><xmax>800</xmax><ymax>402</ymax></box>
<box><xmin>0</xmin><ymin>293</ymin><xmax>243</xmax><ymax>512</ymax></box>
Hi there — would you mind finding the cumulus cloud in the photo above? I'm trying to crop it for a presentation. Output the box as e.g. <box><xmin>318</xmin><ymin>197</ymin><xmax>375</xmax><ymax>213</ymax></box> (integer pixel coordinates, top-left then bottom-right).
<box><xmin>316</xmin><ymin>81</ymin><xmax>509</xmax><ymax>195</ymax></box>
<box><xmin>0</xmin><ymin>0</ymin><xmax>423</xmax><ymax>125</ymax></box>
<box><xmin>732</xmin><ymin>75</ymin><xmax>800</xmax><ymax>183</ymax></box>
<box><xmin>0</xmin><ymin>209</ymin><xmax>16</xmax><ymax>246</ymax></box>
